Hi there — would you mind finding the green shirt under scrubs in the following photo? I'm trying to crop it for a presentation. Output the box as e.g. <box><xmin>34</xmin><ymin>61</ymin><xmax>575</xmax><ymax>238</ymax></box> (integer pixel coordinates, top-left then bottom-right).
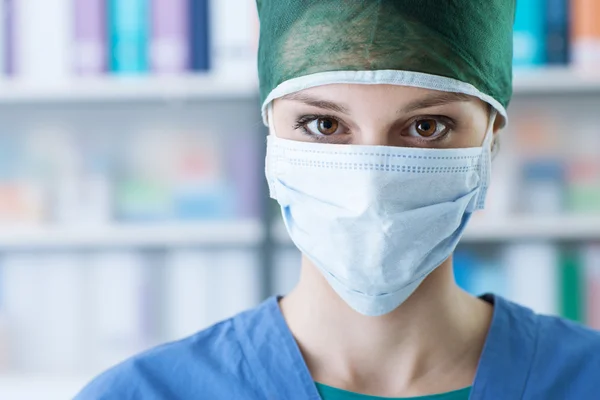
<box><xmin>315</xmin><ymin>383</ymin><xmax>471</xmax><ymax>400</ymax></box>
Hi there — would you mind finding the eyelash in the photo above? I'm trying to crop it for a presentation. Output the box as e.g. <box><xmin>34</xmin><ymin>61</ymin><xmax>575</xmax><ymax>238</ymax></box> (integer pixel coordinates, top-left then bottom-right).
<box><xmin>293</xmin><ymin>114</ymin><xmax>342</xmax><ymax>141</ymax></box>
<box><xmin>293</xmin><ymin>114</ymin><xmax>456</xmax><ymax>142</ymax></box>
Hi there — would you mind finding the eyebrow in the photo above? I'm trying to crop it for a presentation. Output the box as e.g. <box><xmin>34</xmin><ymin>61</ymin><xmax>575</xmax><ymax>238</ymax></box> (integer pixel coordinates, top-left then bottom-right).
<box><xmin>400</xmin><ymin>92</ymin><xmax>473</xmax><ymax>114</ymax></box>
<box><xmin>280</xmin><ymin>92</ymin><xmax>350</xmax><ymax>114</ymax></box>
<box><xmin>281</xmin><ymin>90</ymin><xmax>473</xmax><ymax>115</ymax></box>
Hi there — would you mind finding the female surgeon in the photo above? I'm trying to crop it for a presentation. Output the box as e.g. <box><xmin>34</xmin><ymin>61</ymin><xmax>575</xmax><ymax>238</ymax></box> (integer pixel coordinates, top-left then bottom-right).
<box><xmin>77</xmin><ymin>1</ymin><xmax>600</xmax><ymax>399</ymax></box>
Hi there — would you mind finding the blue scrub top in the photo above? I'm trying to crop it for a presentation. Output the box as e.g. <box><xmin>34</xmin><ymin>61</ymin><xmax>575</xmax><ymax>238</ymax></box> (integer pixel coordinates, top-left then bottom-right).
<box><xmin>75</xmin><ymin>295</ymin><xmax>600</xmax><ymax>399</ymax></box>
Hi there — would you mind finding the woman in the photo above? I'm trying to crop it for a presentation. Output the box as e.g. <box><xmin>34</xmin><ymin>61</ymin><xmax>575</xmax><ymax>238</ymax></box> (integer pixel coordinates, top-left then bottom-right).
<box><xmin>77</xmin><ymin>1</ymin><xmax>600</xmax><ymax>399</ymax></box>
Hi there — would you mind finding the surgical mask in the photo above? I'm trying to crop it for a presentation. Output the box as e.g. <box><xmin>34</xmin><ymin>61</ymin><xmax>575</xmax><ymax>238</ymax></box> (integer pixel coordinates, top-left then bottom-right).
<box><xmin>266</xmin><ymin>106</ymin><xmax>496</xmax><ymax>316</ymax></box>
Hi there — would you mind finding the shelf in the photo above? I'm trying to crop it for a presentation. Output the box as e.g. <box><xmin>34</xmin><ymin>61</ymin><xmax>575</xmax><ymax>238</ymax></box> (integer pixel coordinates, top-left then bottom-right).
<box><xmin>0</xmin><ymin>220</ymin><xmax>264</xmax><ymax>250</ymax></box>
<box><xmin>0</xmin><ymin>74</ymin><xmax>259</xmax><ymax>103</ymax></box>
<box><xmin>274</xmin><ymin>216</ymin><xmax>600</xmax><ymax>244</ymax></box>
<box><xmin>463</xmin><ymin>216</ymin><xmax>600</xmax><ymax>242</ymax></box>
<box><xmin>0</xmin><ymin>373</ymin><xmax>88</xmax><ymax>400</ymax></box>
<box><xmin>0</xmin><ymin>68</ymin><xmax>596</xmax><ymax>104</ymax></box>
<box><xmin>513</xmin><ymin>68</ymin><xmax>600</xmax><ymax>94</ymax></box>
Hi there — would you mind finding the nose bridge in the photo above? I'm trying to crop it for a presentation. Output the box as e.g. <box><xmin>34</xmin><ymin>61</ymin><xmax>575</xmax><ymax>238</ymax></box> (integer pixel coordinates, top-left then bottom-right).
<box><xmin>356</xmin><ymin>121</ymin><xmax>393</xmax><ymax>146</ymax></box>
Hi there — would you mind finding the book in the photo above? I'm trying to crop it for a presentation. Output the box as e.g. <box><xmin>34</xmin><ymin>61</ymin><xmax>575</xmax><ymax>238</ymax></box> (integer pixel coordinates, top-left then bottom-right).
<box><xmin>1</xmin><ymin>253</ymin><xmax>85</xmax><ymax>373</ymax></box>
<box><xmin>504</xmin><ymin>243</ymin><xmax>559</xmax><ymax>316</ymax></box>
<box><xmin>151</xmin><ymin>0</ymin><xmax>189</xmax><ymax>73</ymax></box>
<box><xmin>108</xmin><ymin>0</ymin><xmax>150</xmax><ymax>74</ymax></box>
<box><xmin>74</xmin><ymin>0</ymin><xmax>106</xmax><ymax>75</ymax></box>
<box><xmin>211</xmin><ymin>250</ymin><xmax>261</xmax><ymax>322</ymax></box>
<box><xmin>559</xmin><ymin>249</ymin><xmax>585</xmax><ymax>323</ymax></box>
<box><xmin>585</xmin><ymin>245</ymin><xmax>600</xmax><ymax>330</ymax></box>
<box><xmin>13</xmin><ymin>0</ymin><xmax>73</xmax><ymax>82</ymax></box>
<box><xmin>453</xmin><ymin>249</ymin><xmax>477</xmax><ymax>294</ymax></box>
<box><xmin>210</xmin><ymin>0</ymin><xmax>257</xmax><ymax>78</ymax></box>
<box><xmin>571</xmin><ymin>0</ymin><xmax>600</xmax><ymax>71</ymax></box>
<box><xmin>0</xmin><ymin>0</ymin><xmax>4</xmax><ymax>77</ymax></box>
<box><xmin>227</xmin><ymin>134</ymin><xmax>262</xmax><ymax>219</ymax></box>
<box><xmin>2</xmin><ymin>0</ymin><xmax>12</xmax><ymax>76</ymax></box>
<box><xmin>189</xmin><ymin>0</ymin><xmax>210</xmax><ymax>71</ymax></box>
<box><xmin>519</xmin><ymin>158</ymin><xmax>565</xmax><ymax>215</ymax></box>
<box><xmin>545</xmin><ymin>0</ymin><xmax>570</xmax><ymax>65</ymax></box>
<box><xmin>273</xmin><ymin>248</ymin><xmax>302</xmax><ymax>296</ymax></box>
<box><xmin>164</xmin><ymin>250</ymin><xmax>214</xmax><ymax>339</ymax></box>
<box><xmin>513</xmin><ymin>0</ymin><xmax>546</xmax><ymax>67</ymax></box>
<box><xmin>87</xmin><ymin>252</ymin><xmax>150</xmax><ymax>371</ymax></box>
<box><xmin>471</xmin><ymin>257</ymin><xmax>509</xmax><ymax>299</ymax></box>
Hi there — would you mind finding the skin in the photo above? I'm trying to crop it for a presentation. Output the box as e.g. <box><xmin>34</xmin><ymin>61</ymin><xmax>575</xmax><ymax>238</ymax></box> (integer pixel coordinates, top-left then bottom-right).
<box><xmin>271</xmin><ymin>84</ymin><xmax>504</xmax><ymax>397</ymax></box>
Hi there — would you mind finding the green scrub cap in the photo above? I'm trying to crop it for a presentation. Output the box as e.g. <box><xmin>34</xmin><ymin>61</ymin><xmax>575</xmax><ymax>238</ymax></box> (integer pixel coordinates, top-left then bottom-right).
<box><xmin>256</xmin><ymin>0</ymin><xmax>515</xmax><ymax>125</ymax></box>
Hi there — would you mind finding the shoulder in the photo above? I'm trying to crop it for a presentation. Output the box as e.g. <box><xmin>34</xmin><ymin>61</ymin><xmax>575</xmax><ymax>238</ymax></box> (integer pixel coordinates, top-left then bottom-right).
<box><xmin>75</xmin><ymin>310</ymin><xmax>265</xmax><ymax>400</ymax></box>
<box><xmin>533</xmin><ymin>313</ymin><xmax>600</xmax><ymax>369</ymax></box>
<box><xmin>527</xmin><ymin>311</ymin><xmax>600</xmax><ymax>398</ymax></box>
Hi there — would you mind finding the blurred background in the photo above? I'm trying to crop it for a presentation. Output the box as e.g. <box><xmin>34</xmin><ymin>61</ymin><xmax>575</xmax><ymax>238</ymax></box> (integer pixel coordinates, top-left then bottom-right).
<box><xmin>0</xmin><ymin>0</ymin><xmax>598</xmax><ymax>398</ymax></box>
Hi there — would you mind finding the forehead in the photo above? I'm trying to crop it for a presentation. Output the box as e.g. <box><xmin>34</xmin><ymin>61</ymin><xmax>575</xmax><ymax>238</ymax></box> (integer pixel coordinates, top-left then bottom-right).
<box><xmin>280</xmin><ymin>84</ymin><xmax>486</xmax><ymax>113</ymax></box>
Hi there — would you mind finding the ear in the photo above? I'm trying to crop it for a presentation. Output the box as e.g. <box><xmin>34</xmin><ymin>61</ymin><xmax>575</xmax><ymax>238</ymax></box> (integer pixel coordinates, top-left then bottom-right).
<box><xmin>493</xmin><ymin>114</ymin><xmax>505</xmax><ymax>134</ymax></box>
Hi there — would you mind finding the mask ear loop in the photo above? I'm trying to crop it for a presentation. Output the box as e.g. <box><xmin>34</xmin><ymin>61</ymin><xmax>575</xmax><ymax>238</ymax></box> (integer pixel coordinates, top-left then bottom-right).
<box><xmin>267</xmin><ymin>102</ymin><xmax>278</xmax><ymax>137</ymax></box>
<box><xmin>475</xmin><ymin>109</ymin><xmax>498</xmax><ymax>210</ymax></box>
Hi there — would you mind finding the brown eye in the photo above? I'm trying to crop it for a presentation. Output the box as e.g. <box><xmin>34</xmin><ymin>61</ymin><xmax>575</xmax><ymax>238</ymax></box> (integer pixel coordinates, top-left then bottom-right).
<box><xmin>317</xmin><ymin>118</ymin><xmax>339</xmax><ymax>135</ymax></box>
<box><xmin>408</xmin><ymin>118</ymin><xmax>449</xmax><ymax>139</ymax></box>
<box><xmin>415</xmin><ymin>119</ymin><xmax>438</xmax><ymax>137</ymax></box>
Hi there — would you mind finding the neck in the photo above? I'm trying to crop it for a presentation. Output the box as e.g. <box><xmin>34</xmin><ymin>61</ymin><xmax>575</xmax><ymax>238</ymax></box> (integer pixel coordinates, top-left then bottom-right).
<box><xmin>279</xmin><ymin>256</ymin><xmax>493</xmax><ymax>397</ymax></box>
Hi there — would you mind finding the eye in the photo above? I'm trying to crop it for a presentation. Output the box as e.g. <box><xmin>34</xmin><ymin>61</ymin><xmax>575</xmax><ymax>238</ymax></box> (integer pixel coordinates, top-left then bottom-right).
<box><xmin>305</xmin><ymin>117</ymin><xmax>343</xmax><ymax>136</ymax></box>
<box><xmin>407</xmin><ymin>118</ymin><xmax>449</xmax><ymax>139</ymax></box>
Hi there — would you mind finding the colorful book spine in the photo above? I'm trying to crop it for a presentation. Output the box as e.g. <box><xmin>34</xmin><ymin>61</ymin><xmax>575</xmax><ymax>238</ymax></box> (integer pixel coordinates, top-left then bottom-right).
<box><xmin>0</xmin><ymin>0</ymin><xmax>4</xmax><ymax>77</ymax></box>
<box><xmin>74</xmin><ymin>0</ymin><xmax>106</xmax><ymax>75</ymax></box>
<box><xmin>545</xmin><ymin>0</ymin><xmax>570</xmax><ymax>65</ymax></box>
<box><xmin>559</xmin><ymin>249</ymin><xmax>584</xmax><ymax>323</ymax></box>
<box><xmin>3</xmin><ymin>0</ymin><xmax>13</xmax><ymax>76</ymax></box>
<box><xmin>151</xmin><ymin>0</ymin><xmax>189</xmax><ymax>73</ymax></box>
<box><xmin>572</xmin><ymin>0</ymin><xmax>600</xmax><ymax>70</ymax></box>
<box><xmin>520</xmin><ymin>158</ymin><xmax>565</xmax><ymax>214</ymax></box>
<box><xmin>189</xmin><ymin>0</ymin><xmax>210</xmax><ymax>71</ymax></box>
<box><xmin>108</xmin><ymin>0</ymin><xmax>150</xmax><ymax>74</ymax></box>
<box><xmin>513</xmin><ymin>0</ymin><xmax>546</xmax><ymax>67</ymax></box>
<box><xmin>453</xmin><ymin>249</ymin><xmax>477</xmax><ymax>294</ymax></box>
<box><xmin>228</xmin><ymin>135</ymin><xmax>261</xmax><ymax>218</ymax></box>
<box><xmin>467</xmin><ymin>254</ymin><xmax>508</xmax><ymax>299</ymax></box>
<box><xmin>13</xmin><ymin>0</ymin><xmax>73</xmax><ymax>82</ymax></box>
<box><xmin>585</xmin><ymin>245</ymin><xmax>600</xmax><ymax>330</ymax></box>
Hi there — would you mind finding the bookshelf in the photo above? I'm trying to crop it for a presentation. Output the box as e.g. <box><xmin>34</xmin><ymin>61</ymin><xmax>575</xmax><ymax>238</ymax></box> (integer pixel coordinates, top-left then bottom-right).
<box><xmin>0</xmin><ymin>74</ymin><xmax>259</xmax><ymax>103</ymax></box>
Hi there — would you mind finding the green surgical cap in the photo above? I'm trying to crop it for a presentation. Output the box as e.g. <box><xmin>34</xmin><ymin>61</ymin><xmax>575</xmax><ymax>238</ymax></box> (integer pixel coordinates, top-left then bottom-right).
<box><xmin>257</xmin><ymin>0</ymin><xmax>515</xmax><ymax>125</ymax></box>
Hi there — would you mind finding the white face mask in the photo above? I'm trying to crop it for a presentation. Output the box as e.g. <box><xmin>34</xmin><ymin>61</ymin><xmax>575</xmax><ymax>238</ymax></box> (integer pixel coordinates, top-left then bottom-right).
<box><xmin>266</xmin><ymin>105</ymin><xmax>496</xmax><ymax>316</ymax></box>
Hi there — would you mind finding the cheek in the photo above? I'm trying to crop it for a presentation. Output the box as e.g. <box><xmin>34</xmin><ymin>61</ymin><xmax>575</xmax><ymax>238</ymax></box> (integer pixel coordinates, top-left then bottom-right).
<box><xmin>452</xmin><ymin>126</ymin><xmax>487</xmax><ymax>148</ymax></box>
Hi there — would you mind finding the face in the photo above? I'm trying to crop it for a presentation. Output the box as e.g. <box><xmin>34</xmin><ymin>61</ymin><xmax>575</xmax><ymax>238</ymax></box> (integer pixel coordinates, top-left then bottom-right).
<box><xmin>271</xmin><ymin>84</ymin><xmax>500</xmax><ymax>149</ymax></box>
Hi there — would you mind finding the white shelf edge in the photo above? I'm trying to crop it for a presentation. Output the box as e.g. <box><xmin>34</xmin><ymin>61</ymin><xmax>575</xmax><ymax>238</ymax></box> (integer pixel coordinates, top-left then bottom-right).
<box><xmin>0</xmin><ymin>74</ymin><xmax>259</xmax><ymax>103</ymax></box>
<box><xmin>0</xmin><ymin>220</ymin><xmax>264</xmax><ymax>249</ymax></box>
<box><xmin>0</xmin><ymin>68</ymin><xmax>597</xmax><ymax>103</ymax></box>
<box><xmin>513</xmin><ymin>67</ymin><xmax>600</xmax><ymax>94</ymax></box>
<box><xmin>274</xmin><ymin>216</ymin><xmax>600</xmax><ymax>244</ymax></box>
